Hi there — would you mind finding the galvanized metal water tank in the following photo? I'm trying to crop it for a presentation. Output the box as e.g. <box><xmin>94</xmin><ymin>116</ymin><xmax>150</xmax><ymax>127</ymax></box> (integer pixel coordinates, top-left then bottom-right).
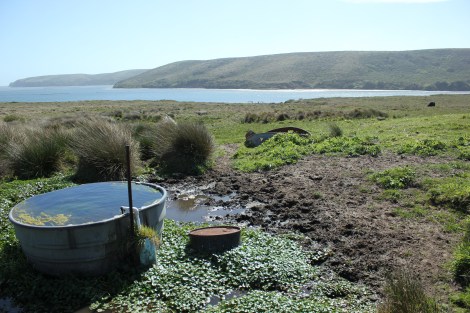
<box><xmin>9</xmin><ymin>182</ymin><xmax>166</xmax><ymax>276</ymax></box>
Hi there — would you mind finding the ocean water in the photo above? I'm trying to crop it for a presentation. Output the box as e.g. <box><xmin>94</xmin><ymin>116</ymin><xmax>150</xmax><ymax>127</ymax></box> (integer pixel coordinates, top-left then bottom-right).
<box><xmin>1</xmin><ymin>85</ymin><xmax>468</xmax><ymax>103</ymax></box>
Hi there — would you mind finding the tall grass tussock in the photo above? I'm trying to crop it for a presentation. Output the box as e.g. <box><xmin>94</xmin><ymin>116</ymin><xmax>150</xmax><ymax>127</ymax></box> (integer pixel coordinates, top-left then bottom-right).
<box><xmin>377</xmin><ymin>269</ymin><xmax>444</xmax><ymax>313</ymax></box>
<box><xmin>3</xmin><ymin>126</ymin><xmax>69</xmax><ymax>179</ymax></box>
<box><xmin>151</xmin><ymin>119</ymin><xmax>214</xmax><ymax>175</ymax></box>
<box><xmin>70</xmin><ymin>119</ymin><xmax>140</xmax><ymax>182</ymax></box>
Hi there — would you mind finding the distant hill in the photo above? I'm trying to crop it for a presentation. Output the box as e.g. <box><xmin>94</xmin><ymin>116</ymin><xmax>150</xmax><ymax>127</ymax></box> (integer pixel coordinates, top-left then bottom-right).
<box><xmin>9</xmin><ymin>69</ymin><xmax>148</xmax><ymax>87</ymax></box>
<box><xmin>114</xmin><ymin>49</ymin><xmax>470</xmax><ymax>91</ymax></box>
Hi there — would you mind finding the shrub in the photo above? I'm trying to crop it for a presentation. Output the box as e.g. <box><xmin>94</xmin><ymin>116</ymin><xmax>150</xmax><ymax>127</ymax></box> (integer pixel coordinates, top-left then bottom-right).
<box><xmin>6</xmin><ymin>127</ymin><xmax>70</xmax><ymax>179</ymax></box>
<box><xmin>3</xmin><ymin>114</ymin><xmax>24</xmax><ymax>123</ymax></box>
<box><xmin>243</xmin><ymin>113</ymin><xmax>259</xmax><ymax>123</ymax></box>
<box><xmin>306</xmin><ymin>110</ymin><xmax>324</xmax><ymax>120</ymax></box>
<box><xmin>328</xmin><ymin>123</ymin><xmax>343</xmax><ymax>137</ymax></box>
<box><xmin>260</xmin><ymin>112</ymin><xmax>275</xmax><ymax>124</ymax></box>
<box><xmin>370</xmin><ymin>166</ymin><xmax>416</xmax><ymax>189</ymax></box>
<box><xmin>296</xmin><ymin>111</ymin><xmax>306</xmax><ymax>120</ymax></box>
<box><xmin>345</xmin><ymin>108</ymin><xmax>388</xmax><ymax>119</ymax></box>
<box><xmin>276</xmin><ymin>113</ymin><xmax>290</xmax><ymax>121</ymax></box>
<box><xmin>151</xmin><ymin>121</ymin><xmax>214</xmax><ymax>175</ymax></box>
<box><xmin>70</xmin><ymin>119</ymin><xmax>140</xmax><ymax>182</ymax></box>
<box><xmin>377</xmin><ymin>269</ymin><xmax>443</xmax><ymax>313</ymax></box>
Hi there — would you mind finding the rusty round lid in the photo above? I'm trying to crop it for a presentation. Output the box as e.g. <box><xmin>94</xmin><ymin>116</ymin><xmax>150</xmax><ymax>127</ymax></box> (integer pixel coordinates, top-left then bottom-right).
<box><xmin>189</xmin><ymin>226</ymin><xmax>240</xmax><ymax>237</ymax></box>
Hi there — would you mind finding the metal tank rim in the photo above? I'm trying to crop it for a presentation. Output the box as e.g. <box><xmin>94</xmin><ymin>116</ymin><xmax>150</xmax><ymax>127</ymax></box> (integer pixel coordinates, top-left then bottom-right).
<box><xmin>8</xmin><ymin>181</ymin><xmax>167</xmax><ymax>230</ymax></box>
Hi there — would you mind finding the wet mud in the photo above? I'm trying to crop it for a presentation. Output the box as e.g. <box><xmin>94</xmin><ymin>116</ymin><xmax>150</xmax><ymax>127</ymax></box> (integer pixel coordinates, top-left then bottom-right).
<box><xmin>155</xmin><ymin>145</ymin><xmax>460</xmax><ymax>294</ymax></box>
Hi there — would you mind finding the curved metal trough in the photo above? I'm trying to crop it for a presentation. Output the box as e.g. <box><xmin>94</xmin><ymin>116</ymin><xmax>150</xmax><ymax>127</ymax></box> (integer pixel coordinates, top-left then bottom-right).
<box><xmin>245</xmin><ymin>127</ymin><xmax>310</xmax><ymax>147</ymax></box>
<box><xmin>9</xmin><ymin>182</ymin><xmax>166</xmax><ymax>276</ymax></box>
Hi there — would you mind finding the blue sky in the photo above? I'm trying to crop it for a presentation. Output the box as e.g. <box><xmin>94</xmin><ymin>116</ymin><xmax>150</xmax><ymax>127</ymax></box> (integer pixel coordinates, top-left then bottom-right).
<box><xmin>0</xmin><ymin>0</ymin><xmax>469</xmax><ymax>86</ymax></box>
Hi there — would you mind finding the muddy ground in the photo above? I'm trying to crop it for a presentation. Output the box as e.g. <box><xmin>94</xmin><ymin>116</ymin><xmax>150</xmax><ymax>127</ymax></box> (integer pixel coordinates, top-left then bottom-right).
<box><xmin>155</xmin><ymin>144</ymin><xmax>461</xmax><ymax>297</ymax></box>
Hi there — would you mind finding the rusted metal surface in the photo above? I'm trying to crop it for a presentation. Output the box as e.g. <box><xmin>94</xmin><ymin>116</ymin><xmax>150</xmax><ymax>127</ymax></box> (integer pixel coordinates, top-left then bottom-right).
<box><xmin>189</xmin><ymin>226</ymin><xmax>241</xmax><ymax>253</ymax></box>
<box><xmin>245</xmin><ymin>127</ymin><xmax>310</xmax><ymax>147</ymax></box>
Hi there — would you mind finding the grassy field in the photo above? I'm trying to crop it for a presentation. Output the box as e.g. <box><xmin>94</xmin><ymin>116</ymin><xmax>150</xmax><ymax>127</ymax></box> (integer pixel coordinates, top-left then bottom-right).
<box><xmin>0</xmin><ymin>94</ymin><xmax>469</xmax><ymax>312</ymax></box>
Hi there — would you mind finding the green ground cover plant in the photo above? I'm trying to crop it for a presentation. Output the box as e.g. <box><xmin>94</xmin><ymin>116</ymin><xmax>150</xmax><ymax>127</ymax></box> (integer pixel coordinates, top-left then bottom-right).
<box><xmin>455</xmin><ymin>136</ymin><xmax>470</xmax><ymax>160</ymax></box>
<box><xmin>425</xmin><ymin>174</ymin><xmax>470</xmax><ymax>213</ymax></box>
<box><xmin>369</xmin><ymin>166</ymin><xmax>416</xmax><ymax>189</ymax></box>
<box><xmin>0</xmin><ymin>176</ymin><xmax>374</xmax><ymax>312</ymax></box>
<box><xmin>312</xmin><ymin>136</ymin><xmax>381</xmax><ymax>157</ymax></box>
<box><xmin>233</xmin><ymin>133</ymin><xmax>380</xmax><ymax>172</ymax></box>
<box><xmin>233</xmin><ymin>133</ymin><xmax>314</xmax><ymax>172</ymax></box>
<box><xmin>91</xmin><ymin>220</ymin><xmax>372</xmax><ymax>313</ymax></box>
<box><xmin>398</xmin><ymin>139</ymin><xmax>447</xmax><ymax>156</ymax></box>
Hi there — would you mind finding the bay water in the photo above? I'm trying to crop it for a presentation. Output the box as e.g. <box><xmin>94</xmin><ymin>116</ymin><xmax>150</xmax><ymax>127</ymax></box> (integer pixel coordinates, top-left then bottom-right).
<box><xmin>1</xmin><ymin>85</ymin><xmax>469</xmax><ymax>103</ymax></box>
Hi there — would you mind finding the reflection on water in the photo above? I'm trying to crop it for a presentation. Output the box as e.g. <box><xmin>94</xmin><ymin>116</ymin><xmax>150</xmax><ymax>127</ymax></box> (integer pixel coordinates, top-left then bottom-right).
<box><xmin>10</xmin><ymin>182</ymin><xmax>164</xmax><ymax>226</ymax></box>
<box><xmin>0</xmin><ymin>298</ymin><xmax>22</xmax><ymax>313</ymax></box>
<box><xmin>166</xmin><ymin>192</ymin><xmax>244</xmax><ymax>223</ymax></box>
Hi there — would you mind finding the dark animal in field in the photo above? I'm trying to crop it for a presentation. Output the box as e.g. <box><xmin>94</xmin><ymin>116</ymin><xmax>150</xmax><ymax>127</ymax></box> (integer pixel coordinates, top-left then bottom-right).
<box><xmin>428</xmin><ymin>101</ymin><xmax>436</xmax><ymax>107</ymax></box>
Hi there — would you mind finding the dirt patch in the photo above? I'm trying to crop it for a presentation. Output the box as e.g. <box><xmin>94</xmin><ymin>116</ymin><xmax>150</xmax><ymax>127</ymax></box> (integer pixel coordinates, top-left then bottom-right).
<box><xmin>155</xmin><ymin>144</ymin><xmax>461</xmax><ymax>295</ymax></box>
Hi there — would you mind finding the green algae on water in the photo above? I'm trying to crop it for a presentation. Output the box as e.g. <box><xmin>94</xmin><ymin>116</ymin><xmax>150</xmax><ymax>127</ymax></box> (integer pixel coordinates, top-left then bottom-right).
<box><xmin>17</xmin><ymin>210</ymin><xmax>71</xmax><ymax>226</ymax></box>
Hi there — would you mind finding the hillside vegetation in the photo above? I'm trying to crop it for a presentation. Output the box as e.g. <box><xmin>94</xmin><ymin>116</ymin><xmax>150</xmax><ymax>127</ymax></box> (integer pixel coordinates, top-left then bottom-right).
<box><xmin>114</xmin><ymin>49</ymin><xmax>470</xmax><ymax>90</ymax></box>
<box><xmin>9</xmin><ymin>69</ymin><xmax>148</xmax><ymax>87</ymax></box>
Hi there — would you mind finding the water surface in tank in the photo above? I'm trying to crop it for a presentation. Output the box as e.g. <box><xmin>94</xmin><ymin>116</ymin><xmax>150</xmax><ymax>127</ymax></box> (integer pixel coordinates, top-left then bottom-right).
<box><xmin>10</xmin><ymin>182</ymin><xmax>163</xmax><ymax>226</ymax></box>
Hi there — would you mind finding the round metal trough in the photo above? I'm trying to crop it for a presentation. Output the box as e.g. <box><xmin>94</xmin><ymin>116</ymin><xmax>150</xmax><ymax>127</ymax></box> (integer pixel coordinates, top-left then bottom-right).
<box><xmin>8</xmin><ymin>182</ymin><xmax>166</xmax><ymax>276</ymax></box>
<box><xmin>189</xmin><ymin>226</ymin><xmax>241</xmax><ymax>253</ymax></box>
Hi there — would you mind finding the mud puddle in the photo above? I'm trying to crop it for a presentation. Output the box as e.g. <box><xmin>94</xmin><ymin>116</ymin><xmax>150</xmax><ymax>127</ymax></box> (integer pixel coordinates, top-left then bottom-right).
<box><xmin>165</xmin><ymin>185</ymin><xmax>244</xmax><ymax>223</ymax></box>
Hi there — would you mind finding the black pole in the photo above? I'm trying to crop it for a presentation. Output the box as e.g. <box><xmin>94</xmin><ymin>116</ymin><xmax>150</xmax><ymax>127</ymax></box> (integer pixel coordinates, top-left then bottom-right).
<box><xmin>126</xmin><ymin>145</ymin><xmax>134</xmax><ymax>242</ymax></box>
